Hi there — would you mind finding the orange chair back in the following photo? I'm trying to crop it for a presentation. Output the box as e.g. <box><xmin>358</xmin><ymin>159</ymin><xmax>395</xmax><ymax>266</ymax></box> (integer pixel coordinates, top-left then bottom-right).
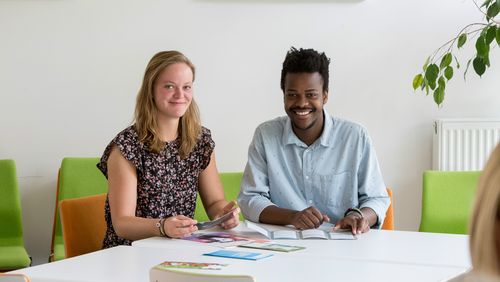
<box><xmin>59</xmin><ymin>193</ymin><xmax>107</xmax><ymax>258</ymax></box>
<box><xmin>382</xmin><ymin>188</ymin><xmax>394</xmax><ymax>230</ymax></box>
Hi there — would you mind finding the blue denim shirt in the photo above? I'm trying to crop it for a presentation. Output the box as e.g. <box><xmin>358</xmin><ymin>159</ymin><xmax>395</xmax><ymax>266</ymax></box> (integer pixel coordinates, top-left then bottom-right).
<box><xmin>238</xmin><ymin>111</ymin><xmax>390</xmax><ymax>227</ymax></box>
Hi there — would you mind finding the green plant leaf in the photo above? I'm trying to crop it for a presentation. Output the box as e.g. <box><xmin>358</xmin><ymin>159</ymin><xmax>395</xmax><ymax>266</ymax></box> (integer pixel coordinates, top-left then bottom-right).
<box><xmin>481</xmin><ymin>0</ymin><xmax>492</xmax><ymax>8</ymax></box>
<box><xmin>475</xmin><ymin>35</ymin><xmax>489</xmax><ymax>58</ymax></box>
<box><xmin>483</xmin><ymin>54</ymin><xmax>491</xmax><ymax>67</ymax></box>
<box><xmin>425</xmin><ymin>63</ymin><xmax>439</xmax><ymax>87</ymax></box>
<box><xmin>473</xmin><ymin>57</ymin><xmax>486</xmax><ymax>77</ymax></box>
<box><xmin>422</xmin><ymin>56</ymin><xmax>430</xmax><ymax>71</ymax></box>
<box><xmin>433</xmin><ymin>87</ymin><xmax>445</xmax><ymax>106</ymax></box>
<box><xmin>481</xmin><ymin>27</ymin><xmax>488</xmax><ymax>38</ymax></box>
<box><xmin>487</xmin><ymin>2</ymin><xmax>500</xmax><ymax>19</ymax></box>
<box><xmin>453</xmin><ymin>55</ymin><xmax>460</xmax><ymax>69</ymax></box>
<box><xmin>412</xmin><ymin>74</ymin><xmax>423</xmax><ymax>90</ymax></box>
<box><xmin>439</xmin><ymin>53</ymin><xmax>453</xmax><ymax>69</ymax></box>
<box><xmin>425</xmin><ymin>82</ymin><xmax>430</xmax><ymax>95</ymax></box>
<box><xmin>497</xmin><ymin>26</ymin><xmax>500</xmax><ymax>46</ymax></box>
<box><xmin>457</xmin><ymin>33</ymin><xmax>467</xmax><ymax>48</ymax></box>
<box><xmin>438</xmin><ymin>76</ymin><xmax>446</xmax><ymax>90</ymax></box>
<box><xmin>444</xmin><ymin>66</ymin><xmax>454</xmax><ymax>80</ymax></box>
<box><xmin>485</xmin><ymin>25</ymin><xmax>497</xmax><ymax>44</ymax></box>
<box><xmin>429</xmin><ymin>80</ymin><xmax>437</xmax><ymax>90</ymax></box>
<box><xmin>464</xmin><ymin>58</ymin><xmax>472</xmax><ymax>80</ymax></box>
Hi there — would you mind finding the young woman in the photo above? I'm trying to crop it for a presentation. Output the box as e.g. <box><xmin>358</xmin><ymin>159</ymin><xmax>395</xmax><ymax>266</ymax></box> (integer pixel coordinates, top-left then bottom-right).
<box><xmin>97</xmin><ymin>51</ymin><xmax>239</xmax><ymax>248</ymax></box>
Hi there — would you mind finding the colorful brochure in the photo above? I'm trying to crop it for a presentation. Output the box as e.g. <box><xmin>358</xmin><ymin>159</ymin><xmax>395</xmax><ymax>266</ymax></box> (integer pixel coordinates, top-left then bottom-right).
<box><xmin>239</xmin><ymin>242</ymin><xmax>305</xmax><ymax>252</ymax></box>
<box><xmin>154</xmin><ymin>261</ymin><xmax>228</xmax><ymax>270</ymax></box>
<box><xmin>204</xmin><ymin>250</ymin><xmax>273</xmax><ymax>261</ymax></box>
<box><xmin>181</xmin><ymin>231</ymin><xmax>263</xmax><ymax>248</ymax></box>
<box><xmin>196</xmin><ymin>208</ymin><xmax>237</xmax><ymax>230</ymax></box>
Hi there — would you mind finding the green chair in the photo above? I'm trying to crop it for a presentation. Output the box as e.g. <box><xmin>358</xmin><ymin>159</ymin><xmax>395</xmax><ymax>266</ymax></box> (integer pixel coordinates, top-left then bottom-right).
<box><xmin>194</xmin><ymin>172</ymin><xmax>244</xmax><ymax>222</ymax></box>
<box><xmin>49</xmin><ymin>157</ymin><xmax>108</xmax><ymax>261</ymax></box>
<box><xmin>419</xmin><ymin>170</ymin><xmax>481</xmax><ymax>234</ymax></box>
<box><xmin>0</xmin><ymin>159</ymin><xmax>31</xmax><ymax>271</ymax></box>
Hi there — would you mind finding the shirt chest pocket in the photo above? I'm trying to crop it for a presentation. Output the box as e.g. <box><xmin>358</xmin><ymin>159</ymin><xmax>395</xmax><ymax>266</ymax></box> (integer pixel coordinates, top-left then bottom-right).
<box><xmin>317</xmin><ymin>172</ymin><xmax>353</xmax><ymax>208</ymax></box>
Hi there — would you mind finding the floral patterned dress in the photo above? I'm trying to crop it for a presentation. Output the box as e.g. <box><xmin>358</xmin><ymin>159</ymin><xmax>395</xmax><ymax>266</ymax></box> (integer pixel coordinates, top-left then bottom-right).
<box><xmin>97</xmin><ymin>125</ymin><xmax>215</xmax><ymax>248</ymax></box>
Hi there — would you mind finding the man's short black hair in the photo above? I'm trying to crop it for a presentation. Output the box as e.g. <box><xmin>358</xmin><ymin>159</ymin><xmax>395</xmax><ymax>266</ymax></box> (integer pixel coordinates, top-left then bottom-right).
<box><xmin>280</xmin><ymin>47</ymin><xmax>330</xmax><ymax>93</ymax></box>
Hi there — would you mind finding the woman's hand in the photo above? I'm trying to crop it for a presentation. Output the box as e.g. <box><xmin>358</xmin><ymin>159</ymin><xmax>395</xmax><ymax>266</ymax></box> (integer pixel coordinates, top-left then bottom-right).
<box><xmin>216</xmin><ymin>200</ymin><xmax>240</xmax><ymax>229</ymax></box>
<box><xmin>163</xmin><ymin>215</ymin><xmax>198</xmax><ymax>238</ymax></box>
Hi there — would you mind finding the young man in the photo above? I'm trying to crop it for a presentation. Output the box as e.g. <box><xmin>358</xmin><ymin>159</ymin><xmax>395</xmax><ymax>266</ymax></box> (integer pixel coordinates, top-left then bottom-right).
<box><xmin>238</xmin><ymin>47</ymin><xmax>390</xmax><ymax>234</ymax></box>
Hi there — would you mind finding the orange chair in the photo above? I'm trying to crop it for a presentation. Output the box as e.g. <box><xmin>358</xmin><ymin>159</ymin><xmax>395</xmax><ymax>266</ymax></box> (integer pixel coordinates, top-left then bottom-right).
<box><xmin>49</xmin><ymin>157</ymin><xmax>108</xmax><ymax>261</ymax></box>
<box><xmin>59</xmin><ymin>193</ymin><xmax>107</xmax><ymax>258</ymax></box>
<box><xmin>382</xmin><ymin>188</ymin><xmax>394</xmax><ymax>230</ymax></box>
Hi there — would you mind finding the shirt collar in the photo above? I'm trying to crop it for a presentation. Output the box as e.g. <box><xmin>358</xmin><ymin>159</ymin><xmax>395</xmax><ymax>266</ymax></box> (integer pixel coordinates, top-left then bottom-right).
<box><xmin>318</xmin><ymin>109</ymin><xmax>334</xmax><ymax>147</ymax></box>
<box><xmin>282</xmin><ymin>109</ymin><xmax>335</xmax><ymax>148</ymax></box>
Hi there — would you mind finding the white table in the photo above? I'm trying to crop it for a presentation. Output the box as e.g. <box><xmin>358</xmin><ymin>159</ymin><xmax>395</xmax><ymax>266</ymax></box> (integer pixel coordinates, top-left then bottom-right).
<box><xmin>134</xmin><ymin>227</ymin><xmax>471</xmax><ymax>268</ymax></box>
<box><xmin>11</xmin><ymin>228</ymin><xmax>470</xmax><ymax>282</ymax></box>
<box><xmin>12</xmin><ymin>245</ymin><xmax>467</xmax><ymax>282</ymax></box>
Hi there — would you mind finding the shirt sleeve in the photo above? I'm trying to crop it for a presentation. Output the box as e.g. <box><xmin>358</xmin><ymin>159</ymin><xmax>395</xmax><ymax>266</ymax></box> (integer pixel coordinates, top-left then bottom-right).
<box><xmin>97</xmin><ymin>127</ymin><xmax>142</xmax><ymax>178</ymax></box>
<box><xmin>199</xmin><ymin>127</ymin><xmax>215</xmax><ymax>170</ymax></box>
<box><xmin>237</xmin><ymin>126</ymin><xmax>276</xmax><ymax>222</ymax></box>
<box><xmin>357</xmin><ymin>131</ymin><xmax>390</xmax><ymax>228</ymax></box>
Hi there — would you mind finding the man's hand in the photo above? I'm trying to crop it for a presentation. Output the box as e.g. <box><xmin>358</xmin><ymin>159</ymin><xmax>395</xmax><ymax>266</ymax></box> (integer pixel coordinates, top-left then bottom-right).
<box><xmin>291</xmin><ymin>206</ymin><xmax>330</xmax><ymax>229</ymax></box>
<box><xmin>333</xmin><ymin>213</ymin><xmax>370</xmax><ymax>235</ymax></box>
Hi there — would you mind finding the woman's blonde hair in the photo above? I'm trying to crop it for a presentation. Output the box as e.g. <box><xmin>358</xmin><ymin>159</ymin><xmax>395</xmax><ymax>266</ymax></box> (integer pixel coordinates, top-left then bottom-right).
<box><xmin>469</xmin><ymin>142</ymin><xmax>500</xmax><ymax>276</ymax></box>
<box><xmin>134</xmin><ymin>51</ymin><xmax>201</xmax><ymax>159</ymax></box>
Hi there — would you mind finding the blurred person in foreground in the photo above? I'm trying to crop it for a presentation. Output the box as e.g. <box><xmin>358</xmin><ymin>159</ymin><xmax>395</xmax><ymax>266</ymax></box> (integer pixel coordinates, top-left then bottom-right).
<box><xmin>448</xmin><ymin>142</ymin><xmax>500</xmax><ymax>282</ymax></box>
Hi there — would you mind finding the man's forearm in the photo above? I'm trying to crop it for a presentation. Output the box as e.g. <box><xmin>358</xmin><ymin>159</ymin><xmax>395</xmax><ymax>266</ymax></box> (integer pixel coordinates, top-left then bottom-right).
<box><xmin>258</xmin><ymin>205</ymin><xmax>297</xmax><ymax>225</ymax></box>
<box><xmin>360</xmin><ymin>207</ymin><xmax>378</xmax><ymax>227</ymax></box>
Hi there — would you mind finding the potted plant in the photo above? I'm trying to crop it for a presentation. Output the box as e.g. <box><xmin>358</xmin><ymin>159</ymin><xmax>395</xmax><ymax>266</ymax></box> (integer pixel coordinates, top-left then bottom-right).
<box><xmin>412</xmin><ymin>0</ymin><xmax>500</xmax><ymax>106</ymax></box>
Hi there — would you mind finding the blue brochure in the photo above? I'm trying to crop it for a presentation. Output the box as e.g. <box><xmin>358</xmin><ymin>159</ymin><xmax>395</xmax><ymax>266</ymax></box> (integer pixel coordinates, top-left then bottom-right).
<box><xmin>203</xmin><ymin>250</ymin><xmax>273</xmax><ymax>261</ymax></box>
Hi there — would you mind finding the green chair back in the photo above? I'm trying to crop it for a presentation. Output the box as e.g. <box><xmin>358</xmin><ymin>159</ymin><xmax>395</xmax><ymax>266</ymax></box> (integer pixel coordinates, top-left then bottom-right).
<box><xmin>51</xmin><ymin>157</ymin><xmax>108</xmax><ymax>261</ymax></box>
<box><xmin>0</xmin><ymin>159</ymin><xmax>31</xmax><ymax>270</ymax></box>
<box><xmin>194</xmin><ymin>172</ymin><xmax>244</xmax><ymax>222</ymax></box>
<box><xmin>419</xmin><ymin>170</ymin><xmax>481</xmax><ymax>234</ymax></box>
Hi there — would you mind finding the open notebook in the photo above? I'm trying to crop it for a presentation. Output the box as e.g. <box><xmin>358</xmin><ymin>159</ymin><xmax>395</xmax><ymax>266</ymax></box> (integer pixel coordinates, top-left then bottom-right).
<box><xmin>246</xmin><ymin>220</ymin><xmax>356</xmax><ymax>240</ymax></box>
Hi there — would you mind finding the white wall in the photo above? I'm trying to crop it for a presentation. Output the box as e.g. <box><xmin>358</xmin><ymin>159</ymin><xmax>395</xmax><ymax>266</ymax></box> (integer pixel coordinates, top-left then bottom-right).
<box><xmin>1</xmin><ymin>0</ymin><xmax>499</xmax><ymax>264</ymax></box>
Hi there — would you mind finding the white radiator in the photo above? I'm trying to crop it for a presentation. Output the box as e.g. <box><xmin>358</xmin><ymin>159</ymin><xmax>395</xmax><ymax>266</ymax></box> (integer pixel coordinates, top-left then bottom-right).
<box><xmin>433</xmin><ymin>119</ymin><xmax>500</xmax><ymax>171</ymax></box>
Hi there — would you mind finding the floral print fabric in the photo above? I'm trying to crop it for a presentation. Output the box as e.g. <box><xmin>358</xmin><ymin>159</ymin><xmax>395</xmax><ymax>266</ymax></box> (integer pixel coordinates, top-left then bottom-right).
<box><xmin>97</xmin><ymin>125</ymin><xmax>215</xmax><ymax>248</ymax></box>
